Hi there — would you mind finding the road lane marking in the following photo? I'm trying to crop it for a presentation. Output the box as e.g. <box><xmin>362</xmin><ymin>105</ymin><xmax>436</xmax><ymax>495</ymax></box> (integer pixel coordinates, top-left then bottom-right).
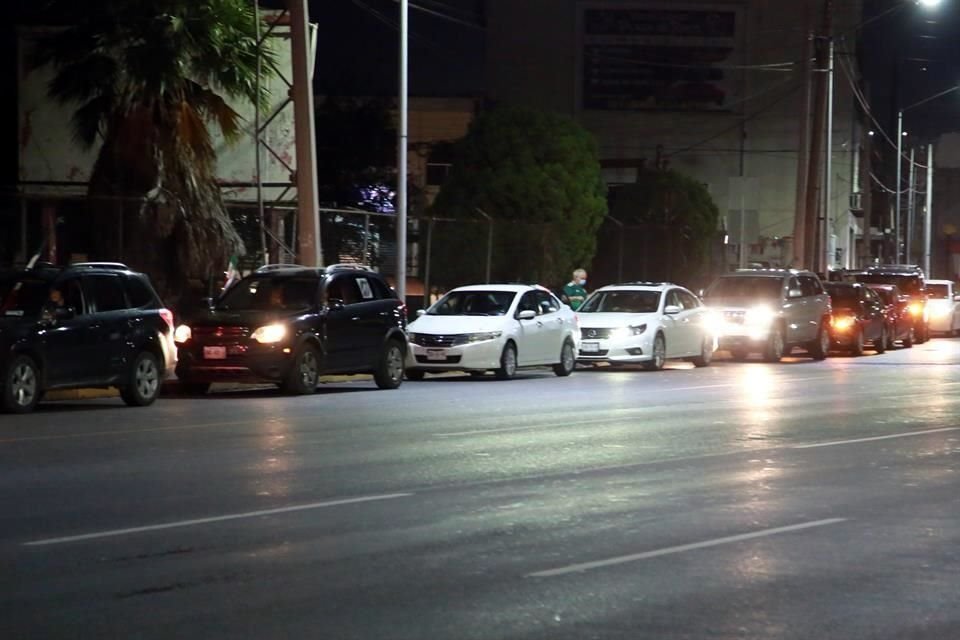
<box><xmin>527</xmin><ymin>518</ymin><xmax>847</xmax><ymax>578</ymax></box>
<box><xmin>793</xmin><ymin>427</ymin><xmax>960</xmax><ymax>449</ymax></box>
<box><xmin>23</xmin><ymin>493</ymin><xmax>413</xmax><ymax>547</ymax></box>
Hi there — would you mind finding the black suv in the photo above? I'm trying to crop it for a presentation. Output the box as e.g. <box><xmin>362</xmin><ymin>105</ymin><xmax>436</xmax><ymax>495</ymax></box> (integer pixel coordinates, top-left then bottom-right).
<box><xmin>0</xmin><ymin>263</ymin><xmax>176</xmax><ymax>413</ymax></box>
<box><xmin>174</xmin><ymin>264</ymin><xmax>407</xmax><ymax>393</ymax></box>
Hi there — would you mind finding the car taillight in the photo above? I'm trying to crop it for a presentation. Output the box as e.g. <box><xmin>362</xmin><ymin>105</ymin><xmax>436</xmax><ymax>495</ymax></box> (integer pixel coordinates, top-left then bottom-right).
<box><xmin>159</xmin><ymin>308</ymin><xmax>175</xmax><ymax>331</ymax></box>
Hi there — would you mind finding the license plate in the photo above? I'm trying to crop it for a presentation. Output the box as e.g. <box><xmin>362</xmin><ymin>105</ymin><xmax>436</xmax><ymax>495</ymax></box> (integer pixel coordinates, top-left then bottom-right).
<box><xmin>426</xmin><ymin>348</ymin><xmax>447</xmax><ymax>361</ymax></box>
<box><xmin>581</xmin><ymin>341</ymin><xmax>600</xmax><ymax>353</ymax></box>
<box><xmin>203</xmin><ymin>346</ymin><xmax>227</xmax><ymax>360</ymax></box>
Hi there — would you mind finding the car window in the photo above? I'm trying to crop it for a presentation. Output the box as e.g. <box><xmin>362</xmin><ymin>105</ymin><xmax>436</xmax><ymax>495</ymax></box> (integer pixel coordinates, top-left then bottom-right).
<box><xmin>677</xmin><ymin>290</ymin><xmax>699</xmax><ymax>310</ymax></box>
<box><xmin>536</xmin><ymin>291</ymin><xmax>559</xmax><ymax>314</ymax></box>
<box><xmin>368</xmin><ymin>277</ymin><xmax>394</xmax><ymax>300</ymax></box>
<box><xmin>800</xmin><ymin>275</ymin><xmax>822</xmax><ymax>297</ymax></box>
<box><xmin>83</xmin><ymin>275</ymin><xmax>127</xmax><ymax>312</ymax></box>
<box><xmin>579</xmin><ymin>290</ymin><xmax>661</xmax><ymax>313</ymax></box>
<box><xmin>125</xmin><ymin>276</ymin><xmax>158</xmax><ymax>309</ymax></box>
<box><xmin>217</xmin><ymin>276</ymin><xmax>318</xmax><ymax>311</ymax></box>
<box><xmin>927</xmin><ymin>283</ymin><xmax>950</xmax><ymax>299</ymax></box>
<box><xmin>517</xmin><ymin>291</ymin><xmax>539</xmax><ymax>315</ymax></box>
<box><xmin>59</xmin><ymin>278</ymin><xmax>86</xmax><ymax>315</ymax></box>
<box><xmin>706</xmin><ymin>277</ymin><xmax>782</xmax><ymax>300</ymax></box>
<box><xmin>666</xmin><ymin>290</ymin><xmax>682</xmax><ymax>309</ymax></box>
<box><xmin>327</xmin><ymin>275</ymin><xmax>362</xmax><ymax>305</ymax></box>
<box><xmin>354</xmin><ymin>277</ymin><xmax>375</xmax><ymax>301</ymax></box>
<box><xmin>428</xmin><ymin>290</ymin><xmax>516</xmax><ymax>316</ymax></box>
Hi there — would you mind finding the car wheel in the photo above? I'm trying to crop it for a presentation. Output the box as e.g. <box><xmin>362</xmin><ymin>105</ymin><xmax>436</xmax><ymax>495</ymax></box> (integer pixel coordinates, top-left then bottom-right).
<box><xmin>642</xmin><ymin>333</ymin><xmax>666</xmax><ymax>371</ymax></box>
<box><xmin>808</xmin><ymin>321</ymin><xmax>830</xmax><ymax>361</ymax></box>
<box><xmin>885</xmin><ymin>323</ymin><xmax>896</xmax><ymax>350</ymax></box>
<box><xmin>903</xmin><ymin>327</ymin><xmax>914</xmax><ymax>348</ymax></box>
<box><xmin>374</xmin><ymin>340</ymin><xmax>405</xmax><ymax>390</ymax></box>
<box><xmin>282</xmin><ymin>344</ymin><xmax>320</xmax><ymax>394</ymax></box>
<box><xmin>691</xmin><ymin>335</ymin><xmax>714</xmax><ymax>368</ymax></box>
<box><xmin>553</xmin><ymin>340</ymin><xmax>575</xmax><ymax>377</ymax></box>
<box><xmin>850</xmin><ymin>328</ymin><xmax>865</xmax><ymax>356</ymax></box>
<box><xmin>406</xmin><ymin>369</ymin><xmax>426</xmax><ymax>381</ymax></box>
<box><xmin>120</xmin><ymin>351</ymin><xmax>162</xmax><ymax>407</ymax></box>
<box><xmin>763</xmin><ymin>325</ymin><xmax>785</xmax><ymax>363</ymax></box>
<box><xmin>875</xmin><ymin>325</ymin><xmax>887</xmax><ymax>354</ymax></box>
<box><xmin>494</xmin><ymin>342</ymin><xmax>518</xmax><ymax>380</ymax></box>
<box><xmin>2</xmin><ymin>355</ymin><xmax>40</xmax><ymax>414</ymax></box>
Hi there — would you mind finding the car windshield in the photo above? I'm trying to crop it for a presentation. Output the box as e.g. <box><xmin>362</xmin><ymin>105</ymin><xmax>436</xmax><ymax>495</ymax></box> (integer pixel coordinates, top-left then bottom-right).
<box><xmin>706</xmin><ymin>276</ymin><xmax>782</xmax><ymax>300</ymax></box>
<box><xmin>854</xmin><ymin>273</ymin><xmax>923</xmax><ymax>295</ymax></box>
<box><xmin>869</xmin><ymin>288</ymin><xmax>896</xmax><ymax>304</ymax></box>
<box><xmin>825</xmin><ymin>287</ymin><xmax>860</xmax><ymax>310</ymax></box>
<box><xmin>0</xmin><ymin>277</ymin><xmax>50</xmax><ymax>318</ymax></box>
<box><xmin>215</xmin><ymin>276</ymin><xmax>317</xmax><ymax>311</ymax></box>
<box><xmin>927</xmin><ymin>284</ymin><xmax>950</xmax><ymax>299</ymax></box>
<box><xmin>579</xmin><ymin>290</ymin><xmax>661</xmax><ymax>313</ymax></box>
<box><xmin>428</xmin><ymin>291</ymin><xmax>516</xmax><ymax>316</ymax></box>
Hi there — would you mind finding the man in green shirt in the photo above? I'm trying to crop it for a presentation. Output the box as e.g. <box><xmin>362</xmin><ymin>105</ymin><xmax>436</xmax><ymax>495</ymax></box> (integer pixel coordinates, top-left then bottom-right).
<box><xmin>562</xmin><ymin>268</ymin><xmax>588</xmax><ymax>310</ymax></box>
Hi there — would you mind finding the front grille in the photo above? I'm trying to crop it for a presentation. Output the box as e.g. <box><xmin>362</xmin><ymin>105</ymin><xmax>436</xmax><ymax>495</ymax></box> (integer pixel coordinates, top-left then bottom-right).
<box><xmin>193</xmin><ymin>326</ymin><xmax>250</xmax><ymax>339</ymax></box>
<box><xmin>581</xmin><ymin>327</ymin><xmax>612</xmax><ymax>339</ymax></box>
<box><xmin>579</xmin><ymin>349</ymin><xmax>610</xmax><ymax>357</ymax></box>
<box><xmin>411</xmin><ymin>334</ymin><xmax>470</xmax><ymax>347</ymax></box>
<box><xmin>415</xmin><ymin>355</ymin><xmax>463</xmax><ymax>364</ymax></box>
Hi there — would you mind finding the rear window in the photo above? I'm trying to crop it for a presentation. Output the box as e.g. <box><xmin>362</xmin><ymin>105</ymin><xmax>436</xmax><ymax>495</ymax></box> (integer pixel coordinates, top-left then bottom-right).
<box><xmin>84</xmin><ymin>275</ymin><xmax>128</xmax><ymax>312</ymax></box>
<box><xmin>854</xmin><ymin>273</ymin><xmax>923</xmax><ymax>295</ymax></box>
<box><xmin>825</xmin><ymin>286</ymin><xmax>860</xmax><ymax>309</ymax></box>
<box><xmin>927</xmin><ymin>284</ymin><xmax>950</xmax><ymax>299</ymax></box>
<box><xmin>0</xmin><ymin>278</ymin><xmax>49</xmax><ymax>317</ymax></box>
<box><xmin>706</xmin><ymin>276</ymin><xmax>783</xmax><ymax>300</ymax></box>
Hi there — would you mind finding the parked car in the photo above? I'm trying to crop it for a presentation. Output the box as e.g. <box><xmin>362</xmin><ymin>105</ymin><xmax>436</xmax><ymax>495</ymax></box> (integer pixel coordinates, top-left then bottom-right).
<box><xmin>0</xmin><ymin>262</ymin><xmax>175</xmax><ymax>413</ymax></box>
<box><xmin>174</xmin><ymin>264</ymin><xmax>407</xmax><ymax>393</ymax></box>
<box><xmin>576</xmin><ymin>282</ymin><xmax>715</xmax><ymax>370</ymax></box>
<box><xmin>865</xmin><ymin>284</ymin><xmax>915</xmax><ymax>348</ymax></box>
<box><xmin>924</xmin><ymin>279</ymin><xmax>960</xmax><ymax>336</ymax></box>
<box><xmin>847</xmin><ymin>265</ymin><xmax>929</xmax><ymax>343</ymax></box>
<box><xmin>405</xmin><ymin>284</ymin><xmax>578</xmax><ymax>380</ymax></box>
<box><xmin>703</xmin><ymin>268</ymin><xmax>831</xmax><ymax>362</ymax></box>
<box><xmin>824</xmin><ymin>282</ymin><xmax>887</xmax><ymax>355</ymax></box>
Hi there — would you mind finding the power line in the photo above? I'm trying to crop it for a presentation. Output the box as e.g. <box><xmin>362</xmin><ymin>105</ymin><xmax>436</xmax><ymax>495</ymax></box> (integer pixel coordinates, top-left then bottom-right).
<box><xmin>388</xmin><ymin>0</ymin><xmax>485</xmax><ymax>31</ymax></box>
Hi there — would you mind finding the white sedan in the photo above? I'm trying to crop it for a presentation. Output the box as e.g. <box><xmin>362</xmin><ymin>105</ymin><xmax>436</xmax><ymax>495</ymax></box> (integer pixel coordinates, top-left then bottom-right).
<box><xmin>926</xmin><ymin>279</ymin><xmax>960</xmax><ymax>336</ymax></box>
<box><xmin>576</xmin><ymin>283</ymin><xmax>715</xmax><ymax>370</ymax></box>
<box><xmin>405</xmin><ymin>284</ymin><xmax>579</xmax><ymax>379</ymax></box>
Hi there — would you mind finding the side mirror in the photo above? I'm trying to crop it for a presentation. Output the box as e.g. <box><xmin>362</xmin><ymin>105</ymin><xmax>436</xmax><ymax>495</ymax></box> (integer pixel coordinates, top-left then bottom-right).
<box><xmin>517</xmin><ymin>309</ymin><xmax>537</xmax><ymax>321</ymax></box>
<box><xmin>664</xmin><ymin>304</ymin><xmax>682</xmax><ymax>315</ymax></box>
<box><xmin>788</xmin><ymin>288</ymin><xmax>803</xmax><ymax>299</ymax></box>
<box><xmin>953</xmin><ymin>294</ymin><xmax>960</xmax><ymax>302</ymax></box>
<box><xmin>697</xmin><ymin>289</ymin><xmax>706</xmax><ymax>299</ymax></box>
<box><xmin>416</xmin><ymin>308</ymin><xmax>426</xmax><ymax>317</ymax></box>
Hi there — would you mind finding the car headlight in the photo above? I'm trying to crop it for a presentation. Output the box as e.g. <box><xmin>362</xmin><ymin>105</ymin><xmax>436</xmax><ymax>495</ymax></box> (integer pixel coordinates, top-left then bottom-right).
<box><xmin>174</xmin><ymin>324</ymin><xmax>192</xmax><ymax>344</ymax></box>
<box><xmin>831</xmin><ymin>315</ymin><xmax>856</xmax><ymax>331</ymax></box>
<box><xmin>609</xmin><ymin>324</ymin><xmax>647</xmax><ymax>340</ymax></box>
<box><xmin>744</xmin><ymin>306</ymin><xmax>776</xmax><ymax>326</ymax></box>
<box><xmin>465</xmin><ymin>331</ymin><xmax>502</xmax><ymax>343</ymax></box>
<box><xmin>251</xmin><ymin>323</ymin><xmax>288</xmax><ymax>344</ymax></box>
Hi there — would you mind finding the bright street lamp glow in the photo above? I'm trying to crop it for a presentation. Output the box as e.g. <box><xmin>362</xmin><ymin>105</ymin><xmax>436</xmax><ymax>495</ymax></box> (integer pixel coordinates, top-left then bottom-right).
<box><xmin>916</xmin><ymin>0</ymin><xmax>941</xmax><ymax>8</ymax></box>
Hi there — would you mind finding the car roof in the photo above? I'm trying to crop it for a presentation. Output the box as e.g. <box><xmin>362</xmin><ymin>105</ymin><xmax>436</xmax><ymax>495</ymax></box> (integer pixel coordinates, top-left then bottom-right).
<box><xmin>450</xmin><ymin>284</ymin><xmax>540</xmax><ymax>293</ymax></box>
<box><xmin>596</xmin><ymin>283</ymin><xmax>675</xmax><ymax>292</ymax></box>
<box><xmin>925</xmin><ymin>279</ymin><xmax>953</xmax><ymax>285</ymax></box>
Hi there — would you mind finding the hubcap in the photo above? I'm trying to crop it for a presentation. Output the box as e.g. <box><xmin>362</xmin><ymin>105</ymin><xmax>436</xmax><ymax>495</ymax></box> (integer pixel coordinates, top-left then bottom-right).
<box><xmin>11</xmin><ymin>363</ymin><xmax>37</xmax><ymax>407</ymax></box>
<box><xmin>821</xmin><ymin>329</ymin><xmax>830</xmax><ymax>354</ymax></box>
<box><xmin>386</xmin><ymin>345</ymin><xmax>404</xmax><ymax>382</ymax></box>
<box><xmin>562</xmin><ymin>343</ymin><xmax>574</xmax><ymax>370</ymax></box>
<box><xmin>136</xmin><ymin>358</ymin><xmax>159</xmax><ymax>398</ymax></box>
<box><xmin>300</xmin><ymin>351</ymin><xmax>318</xmax><ymax>386</ymax></box>
<box><xmin>654</xmin><ymin>336</ymin><xmax>665</xmax><ymax>367</ymax></box>
<box><xmin>773</xmin><ymin>331</ymin><xmax>784</xmax><ymax>357</ymax></box>
<box><xmin>504</xmin><ymin>347</ymin><xmax>517</xmax><ymax>375</ymax></box>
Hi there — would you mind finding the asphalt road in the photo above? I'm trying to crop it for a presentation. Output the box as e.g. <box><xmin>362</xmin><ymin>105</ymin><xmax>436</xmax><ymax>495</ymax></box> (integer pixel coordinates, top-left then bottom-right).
<box><xmin>3</xmin><ymin>339</ymin><xmax>960</xmax><ymax>639</ymax></box>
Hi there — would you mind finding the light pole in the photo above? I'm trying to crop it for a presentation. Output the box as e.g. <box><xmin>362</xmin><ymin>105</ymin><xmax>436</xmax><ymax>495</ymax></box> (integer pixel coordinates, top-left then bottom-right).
<box><xmin>397</xmin><ymin>0</ymin><xmax>409</xmax><ymax>302</ymax></box>
<box><xmin>895</xmin><ymin>84</ymin><xmax>959</xmax><ymax>264</ymax></box>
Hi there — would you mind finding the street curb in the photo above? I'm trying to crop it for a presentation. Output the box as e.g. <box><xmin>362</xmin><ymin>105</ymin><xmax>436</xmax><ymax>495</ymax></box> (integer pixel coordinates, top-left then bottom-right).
<box><xmin>44</xmin><ymin>374</ymin><xmax>376</xmax><ymax>401</ymax></box>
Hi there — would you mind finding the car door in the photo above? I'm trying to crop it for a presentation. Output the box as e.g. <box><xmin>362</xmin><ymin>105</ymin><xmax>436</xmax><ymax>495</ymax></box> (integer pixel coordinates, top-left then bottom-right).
<box><xmin>799</xmin><ymin>275</ymin><xmax>826</xmax><ymax>341</ymax></box>
<box><xmin>861</xmin><ymin>287</ymin><xmax>885</xmax><ymax>341</ymax></box>
<box><xmin>321</xmin><ymin>274</ymin><xmax>362</xmax><ymax>371</ymax></box>
<box><xmin>40</xmin><ymin>277</ymin><xmax>101</xmax><ymax>385</ymax></box>
<box><xmin>677</xmin><ymin>289</ymin><xmax>706</xmax><ymax>355</ymax></box>
<box><xmin>661</xmin><ymin>289</ymin><xmax>691</xmax><ymax>356</ymax></box>
<box><xmin>514</xmin><ymin>290</ymin><xmax>547</xmax><ymax>364</ymax></box>
<box><xmin>535</xmin><ymin>290</ymin><xmax>567</xmax><ymax>362</ymax></box>
<box><xmin>350</xmin><ymin>274</ymin><xmax>395</xmax><ymax>365</ymax></box>
<box><xmin>81</xmin><ymin>274</ymin><xmax>134</xmax><ymax>380</ymax></box>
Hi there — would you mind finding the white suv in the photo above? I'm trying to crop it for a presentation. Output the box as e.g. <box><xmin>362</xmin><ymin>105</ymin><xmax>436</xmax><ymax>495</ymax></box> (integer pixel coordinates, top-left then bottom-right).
<box><xmin>926</xmin><ymin>279</ymin><xmax>960</xmax><ymax>336</ymax></box>
<box><xmin>576</xmin><ymin>282</ymin><xmax>716</xmax><ymax>371</ymax></box>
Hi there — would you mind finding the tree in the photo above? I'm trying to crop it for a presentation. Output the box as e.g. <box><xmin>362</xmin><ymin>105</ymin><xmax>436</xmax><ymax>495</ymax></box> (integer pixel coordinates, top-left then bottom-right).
<box><xmin>33</xmin><ymin>0</ymin><xmax>271</xmax><ymax>301</ymax></box>
<box><xmin>429</xmin><ymin>105</ymin><xmax>607</xmax><ymax>287</ymax></box>
<box><xmin>606</xmin><ymin>168</ymin><xmax>720</xmax><ymax>282</ymax></box>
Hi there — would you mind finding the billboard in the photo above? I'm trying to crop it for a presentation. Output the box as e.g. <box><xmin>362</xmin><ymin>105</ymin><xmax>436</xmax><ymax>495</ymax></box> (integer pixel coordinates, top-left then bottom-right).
<box><xmin>577</xmin><ymin>2</ymin><xmax>744</xmax><ymax>112</ymax></box>
<box><xmin>17</xmin><ymin>17</ymin><xmax>298</xmax><ymax>202</ymax></box>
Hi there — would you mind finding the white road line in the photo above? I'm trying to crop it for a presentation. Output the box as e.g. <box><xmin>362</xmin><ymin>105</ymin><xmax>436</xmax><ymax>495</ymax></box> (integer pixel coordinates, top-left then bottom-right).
<box><xmin>793</xmin><ymin>427</ymin><xmax>960</xmax><ymax>449</ymax></box>
<box><xmin>23</xmin><ymin>493</ymin><xmax>413</xmax><ymax>547</ymax></box>
<box><xmin>527</xmin><ymin>518</ymin><xmax>847</xmax><ymax>578</ymax></box>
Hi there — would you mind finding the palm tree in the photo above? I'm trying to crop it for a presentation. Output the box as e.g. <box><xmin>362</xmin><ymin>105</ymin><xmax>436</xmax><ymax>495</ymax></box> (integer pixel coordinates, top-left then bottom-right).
<box><xmin>33</xmin><ymin>0</ymin><xmax>272</xmax><ymax>301</ymax></box>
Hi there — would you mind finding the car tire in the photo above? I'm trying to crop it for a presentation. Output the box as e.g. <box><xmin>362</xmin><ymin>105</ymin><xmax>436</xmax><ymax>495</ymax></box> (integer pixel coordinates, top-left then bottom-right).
<box><xmin>691</xmin><ymin>336</ymin><xmax>714</xmax><ymax>368</ymax></box>
<box><xmin>903</xmin><ymin>327</ymin><xmax>914</xmax><ymax>348</ymax></box>
<box><xmin>282</xmin><ymin>344</ymin><xmax>320</xmax><ymax>395</ymax></box>
<box><xmin>763</xmin><ymin>325</ymin><xmax>785</xmax><ymax>363</ymax></box>
<box><xmin>2</xmin><ymin>354</ymin><xmax>41</xmax><ymax>414</ymax></box>
<box><xmin>875</xmin><ymin>326</ymin><xmax>887</xmax><ymax>354</ymax></box>
<box><xmin>494</xmin><ymin>342</ymin><xmax>518</xmax><ymax>380</ymax></box>
<box><xmin>120</xmin><ymin>351</ymin><xmax>162</xmax><ymax>407</ymax></box>
<box><xmin>553</xmin><ymin>340</ymin><xmax>575</xmax><ymax>377</ymax></box>
<box><xmin>406</xmin><ymin>369</ymin><xmax>426</xmax><ymax>381</ymax></box>
<box><xmin>808</xmin><ymin>320</ymin><xmax>830</xmax><ymax>361</ymax></box>
<box><xmin>374</xmin><ymin>340</ymin><xmax>405</xmax><ymax>390</ymax></box>
<box><xmin>642</xmin><ymin>333</ymin><xmax>667</xmax><ymax>371</ymax></box>
<box><xmin>885</xmin><ymin>323</ymin><xmax>896</xmax><ymax>350</ymax></box>
<box><xmin>850</xmin><ymin>328</ymin><xmax>865</xmax><ymax>356</ymax></box>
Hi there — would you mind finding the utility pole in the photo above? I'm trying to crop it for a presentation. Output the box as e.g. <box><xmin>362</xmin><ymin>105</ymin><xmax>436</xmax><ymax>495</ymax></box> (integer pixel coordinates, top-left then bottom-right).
<box><xmin>822</xmin><ymin>35</ymin><xmax>834</xmax><ymax>273</ymax></box>
<box><xmin>396</xmin><ymin>0</ymin><xmax>409</xmax><ymax>302</ymax></box>
<box><xmin>906</xmin><ymin>147</ymin><xmax>916</xmax><ymax>262</ymax></box>
<box><xmin>289</xmin><ymin>0</ymin><xmax>322</xmax><ymax>266</ymax></box>
<box><xmin>924</xmin><ymin>143</ymin><xmax>933</xmax><ymax>275</ymax></box>
<box><xmin>803</xmin><ymin>0</ymin><xmax>831</xmax><ymax>271</ymax></box>
<box><xmin>792</xmin><ymin>14</ymin><xmax>813</xmax><ymax>268</ymax></box>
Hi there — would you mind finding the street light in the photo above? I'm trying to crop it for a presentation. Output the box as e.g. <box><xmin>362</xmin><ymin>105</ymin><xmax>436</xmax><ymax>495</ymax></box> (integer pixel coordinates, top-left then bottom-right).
<box><xmin>895</xmin><ymin>84</ymin><xmax>960</xmax><ymax>266</ymax></box>
<box><xmin>916</xmin><ymin>0</ymin><xmax>942</xmax><ymax>7</ymax></box>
